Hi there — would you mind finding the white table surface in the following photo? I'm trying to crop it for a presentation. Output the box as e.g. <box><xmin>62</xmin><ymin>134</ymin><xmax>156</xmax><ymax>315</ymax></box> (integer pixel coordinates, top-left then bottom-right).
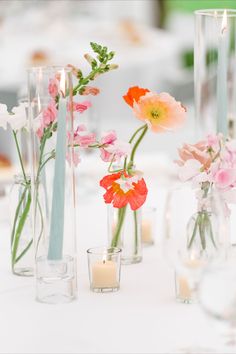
<box><xmin>0</xmin><ymin>154</ymin><xmax>233</xmax><ymax>354</ymax></box>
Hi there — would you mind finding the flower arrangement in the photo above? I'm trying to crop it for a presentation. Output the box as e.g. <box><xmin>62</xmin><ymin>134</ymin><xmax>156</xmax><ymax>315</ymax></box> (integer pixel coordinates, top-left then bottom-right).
<box><xmin>0</xmin><ymin>42</ymin><xmax>118</xmax><ymax>273</ymax></box>
<box><xmin>99</xmin><ymin>86</ymin><xmax>186</xmax><ymax>253</ymax></box>
<box><xmin>176</xmin><ymin>133</ymin><xmax>236</xmax><ymax>251</ymax></box>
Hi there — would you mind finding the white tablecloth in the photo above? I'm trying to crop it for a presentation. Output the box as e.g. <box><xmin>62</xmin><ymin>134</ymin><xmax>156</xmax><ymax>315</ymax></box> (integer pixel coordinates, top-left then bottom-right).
<box><xmin>0</xmin><ymin>155</ymin><xmax>233</xmax><ymax>354</ymax></box>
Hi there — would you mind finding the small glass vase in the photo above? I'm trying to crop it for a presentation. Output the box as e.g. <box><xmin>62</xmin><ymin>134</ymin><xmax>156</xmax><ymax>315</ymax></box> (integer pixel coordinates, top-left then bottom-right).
<box><xmin>163</xmin><ymin>184</ymin><xmax>229</xmax><ymax>303</ymax></box>
<box><xmin>10</xmin><ymin>174</ymin><xmax>33</xmax><ymax>276</ymax></box>
<box><xmin>108</xmin><ymin>205</ymin><xmax>142</xmax><ymax>264</ymax></box>
<box><xmin>28</xmin><ymin>66</ymin><xmax>78</xmax><ymax>304</ymax></box>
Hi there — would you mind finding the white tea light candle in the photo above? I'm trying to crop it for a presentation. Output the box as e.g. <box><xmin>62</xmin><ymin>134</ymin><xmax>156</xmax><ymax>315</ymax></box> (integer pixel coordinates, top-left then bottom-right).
<box><xmin>87</xmin><ymin>247</ymin><xmax>121</xmax><ymax>292</ymax></box>
<box><xmin>92</xmin><ymin>259</ymin><xmax>117</xmax><ymax>289</ymax></box>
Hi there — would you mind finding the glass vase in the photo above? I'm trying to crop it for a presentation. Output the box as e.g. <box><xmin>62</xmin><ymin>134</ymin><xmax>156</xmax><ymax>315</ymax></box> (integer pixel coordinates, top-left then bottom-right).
<box><xmin>108</xmin><ymin>205</ymin><xmax>142</xmax><ymax>264</ymax></box>
<box><xmin>163</xmin><ymin>184</ymin><xmax>229</xmax><ymax>303</ymax></box>
<box><xmin>10</xmin><ymin>174</ymin><xmax>33</xmax><ymax>276</ymax></box>
<box><xmin>195</xmin><ymin>9</ymin><xmax>236</xmax><ymax>138</ymax></box>
<box><xmin>28</xmin><ymin>66</ymin><xmax>78</xmax><ymax>304</ymax></box>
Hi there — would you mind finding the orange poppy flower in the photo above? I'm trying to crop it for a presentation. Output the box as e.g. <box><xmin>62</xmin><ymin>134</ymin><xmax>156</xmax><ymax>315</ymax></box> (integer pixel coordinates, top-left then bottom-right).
<box><xmin>100</xmin><ymin>171</ymin><xmax>148</xmax><ymax>210</ymax></box>
<box><xmin>123</xmin><ymin>86</ymin><xmax>149</xmax><ymax>107</ymax></box>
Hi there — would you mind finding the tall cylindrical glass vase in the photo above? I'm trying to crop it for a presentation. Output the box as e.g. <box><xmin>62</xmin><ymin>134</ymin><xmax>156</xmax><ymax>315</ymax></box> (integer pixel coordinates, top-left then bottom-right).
<box><xmin>28</xmin><ymin>67</ymin><xmax>77</xmax><ymax>304</ymax></box>
<box><xmin>195</xmin><ymin>9</ymin><xmax>236</xmax><ymax>138</ymax></box>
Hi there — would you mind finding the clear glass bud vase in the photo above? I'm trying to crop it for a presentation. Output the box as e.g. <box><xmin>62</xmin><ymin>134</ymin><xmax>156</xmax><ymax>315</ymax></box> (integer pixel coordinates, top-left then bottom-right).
<box><xmin>28</xmin><ymin>66</ymin><xmax>78</xmax><ymax>304</ymax></box>
<box><xmin>10</xmin><ymin>174</ymin><xmax>33</xmax><ymax>276</ymax></box>
<box><xmin>108</xmin><ymin>205</ymin><xmax>142</xmax><ymax>264</ymax></box>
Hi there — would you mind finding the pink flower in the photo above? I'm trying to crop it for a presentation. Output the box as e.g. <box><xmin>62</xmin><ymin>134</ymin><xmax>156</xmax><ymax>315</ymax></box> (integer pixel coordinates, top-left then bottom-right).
<box><xmin>48</xmin><ymin>78</ymin><xmax>59</xmax><ymax>98</ymax></box>
<box><xmin>213</xmin><ymin>169</ymin><xmax>236</xmax><ymax>189</ymax></box>
<box><xmin>36</xmin><ymin>125</ymin><xmax>44</xmax><ymax>139</ymax></box>
<box><xmin>74</xmin><ymin>124</ymin><xmax>96</xmax><ymax>148</ymax></box>
<box><xmin>82</xmin><ymin>86</ymin><xmax>100</xmax><ymax>96</ymax></box>
<box><xmin>68</xmin><ymin>101</ymin><xmax>92</xmax><ymax>113</ymax></box>
<box><xmin>100</xmin><ymin>130</ymin><xmax>117</xmax><ymax>145</ymax></box>
<box><xmin>66</xmin><ymin>150</ymin><xmax>81</xmax><ymax>167</ymax></box>
<box><xmin>133</xmin><ymin>92</ymin><xmax>186</xmax><ymax>133</ymax></box>
<box><xmin>43</xmin><ymin>101</ymin><xmax>57</xmax><ymax>126</ymax></box>
<box><xmin>178</xmin><ymin>159</ymin><xmax>202</xmax><ymax>182</ymax></box>
<box><xmin>176</xmin><ymin>141</ymin><xmax>211</xmax><ymax>170</ymax></box>
<box><xmin>207</xmin><ymin>134</ymin><xmax>221</xmax><ymax>149</ymax></box>
<box><xmin>100</xmin><ymin>140</ymin><xmax>131</xmax><ymax>163</ymax></box>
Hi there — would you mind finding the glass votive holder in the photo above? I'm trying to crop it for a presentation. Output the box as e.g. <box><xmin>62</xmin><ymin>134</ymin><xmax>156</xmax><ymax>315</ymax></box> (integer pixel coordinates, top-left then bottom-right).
<box><xmin>141</xmin><ymin>207</ymin><xmax>156</xmax><ymax>246</ymax></box>
<box><xmin>36</xmin><ymin>255</ymin><xmax>77</xmax><ymax>304</ymax></box>
<box><xmin>174</xmin><ymin>253</ymin><xmax>206</xmax><ymax>304</ymax></box>
<box><xmin>87</xmin><ymin>247</ymin><xmax>121</xmax><ymax>293</ymax></box>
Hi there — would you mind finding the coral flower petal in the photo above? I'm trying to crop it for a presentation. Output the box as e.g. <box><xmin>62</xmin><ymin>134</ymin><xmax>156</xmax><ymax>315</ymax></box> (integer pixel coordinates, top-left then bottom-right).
<box><xmin>123</xmin><ymin>86</ymin><xmax>150</xmax><ymax>107</ymax></box>
<box><xmin>100</xmin><ymin>171</ymin><xmax>148</xmax><ymax>210</ymax></box>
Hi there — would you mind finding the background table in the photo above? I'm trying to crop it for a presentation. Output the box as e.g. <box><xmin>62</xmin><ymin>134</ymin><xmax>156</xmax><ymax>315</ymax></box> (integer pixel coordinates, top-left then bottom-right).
<box><xmin>0</xmin><ymin>153</ymin><xmax>232</xmax><ymax>354</ymax></box>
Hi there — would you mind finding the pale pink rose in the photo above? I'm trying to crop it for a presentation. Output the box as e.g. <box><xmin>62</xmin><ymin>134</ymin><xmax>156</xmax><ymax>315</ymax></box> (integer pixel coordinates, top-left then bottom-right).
<box><xmin>82</xmin><ymin>86</ymin><xmax>100</xmax><ymax>96</ymax></box>
<box><xmin>213</xmin><ymin>169</ymin><xmax>236</xmax><ymax>189</ymax></box>
<box><xmin>48</xmin><ymin>78</ymin><xmax>59</xmax><ymax>98</ymax></box>
<box><xmin>100</xmin><ymin>130</ymin><xmax>117</xmax><ymax>145</ymax></box>
<box><xmin>43</xmin><ymin>101</ymin><xmax>57</xmax><ymax>126</ymax></box>
<box><xmin>176</xmin><ymin>141</ymin><xmax>211</xmax><ymax>170</ymax></box>
<box><xmin>66</xmin><ymin>150</ymin><xmax>81</xmax><ymax>167</ymax></box>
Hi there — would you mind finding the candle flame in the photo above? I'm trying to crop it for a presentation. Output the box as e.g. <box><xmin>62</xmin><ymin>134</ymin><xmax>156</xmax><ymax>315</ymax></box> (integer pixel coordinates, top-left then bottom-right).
<box><xmin>59</xmin><ymin>69</ymin><xmax>66</xmax><ymax>97</ymax></box>
<box><xmin>221</xmin><ymin>9</ymin><xmax>227</xmax><ymax>34</ymax></box>
<box><xmin>102</xmin><ymin>253</ymin><xmax>106</xmax><ymax>263</ymax></box>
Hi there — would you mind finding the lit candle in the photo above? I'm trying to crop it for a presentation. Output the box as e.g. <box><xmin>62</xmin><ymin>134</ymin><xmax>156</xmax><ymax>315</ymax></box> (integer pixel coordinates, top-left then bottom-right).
<box><xmin>141</xmin><ymin>219</ymin><xmax>153</xmax><ymax>244</ymax></box>
<box><xmin>92</xmin><ymin>255</ymin><xmax>118</xmax><ymax>289</ymax></box>
<box><xmin>177</xmin><ymin>275</ymin><xmax>192</xmax><ymax>300</ymax></box>
<box><xmin>48</xmin><ymin>69</ymin><xmax>67</xmax><ymax>260</ymax></box>
<box><xmin>217</xmin><ymin>10</ymin><xmax>228</xmax><ymax>135</ymax></box>
<box><xmin>176</xmin><ymin>255</ymin><xmax>204</xmax><ymax>301</ymax></box>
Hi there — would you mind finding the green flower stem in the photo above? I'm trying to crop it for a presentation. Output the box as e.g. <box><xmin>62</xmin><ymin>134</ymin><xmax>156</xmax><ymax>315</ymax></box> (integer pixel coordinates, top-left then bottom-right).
<box><xmin>127</xmin><ymin>124</ymin><xmax>148</xmax><ymax>172</ymax></box>
<box><xmin>111</xmin><ymin>206</ymin><xmax>127</xmax><ymax>247</ymax></box>
<box><xmin>134</xmin><ymin>210</ymin><xmax>138</xmax><ymax>255</ymax></box>
<box><xmin>11</xmin><ymin>188</ymin><xmax>31</xmax><ymax>267</ymax></box>
<box><xmin>13</xmin><ymin>131</ymin><xmax>27</xmax><ymax>182</ymax></box>
<box><xmin>110</xmin><ymin>124</ymin><xmax>148</xmax><ymax>251</ymax></box>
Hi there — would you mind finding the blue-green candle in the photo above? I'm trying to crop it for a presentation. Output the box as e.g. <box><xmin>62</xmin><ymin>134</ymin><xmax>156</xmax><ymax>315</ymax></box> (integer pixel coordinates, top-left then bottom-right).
<box><xmin>48</xmin><ymin>70</ymin><xmax>67</xmax><ymax>260</ymax></box>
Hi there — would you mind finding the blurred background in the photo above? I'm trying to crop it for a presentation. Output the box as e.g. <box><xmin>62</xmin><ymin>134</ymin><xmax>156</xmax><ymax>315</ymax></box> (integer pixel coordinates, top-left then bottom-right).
<box><xmin>1</xmin><ymin>0</ymin><xmax>236</xmax><ymax>175</ymax></box>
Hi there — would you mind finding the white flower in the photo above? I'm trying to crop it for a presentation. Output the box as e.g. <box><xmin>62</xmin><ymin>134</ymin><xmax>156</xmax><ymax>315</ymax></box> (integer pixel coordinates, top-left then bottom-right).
<box><xmin>178</xmin><ymin>159</ymin><xmax>202</xmax><ymax>182</ymax></box>
<box><xmin>8</xmin><ymin>103</ymin><xmax>28</xmax><ymax>131</ymax></box>
<box><xmin>0</xmin><ymin>103</ymin><xmax>9</xmax><ymax>130</ymax></box>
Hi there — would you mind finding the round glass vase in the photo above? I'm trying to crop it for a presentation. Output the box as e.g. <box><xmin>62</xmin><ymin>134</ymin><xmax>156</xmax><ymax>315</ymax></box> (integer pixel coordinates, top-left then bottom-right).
<box><xmin>108</xmin><ymin>205</ymin><xmax>142</xmax><ymax>265</ymax></box>
<box><xmin>10</xmin><ymin>174</ymin><xmax>33</xmax><ymax>276</ymax></box>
